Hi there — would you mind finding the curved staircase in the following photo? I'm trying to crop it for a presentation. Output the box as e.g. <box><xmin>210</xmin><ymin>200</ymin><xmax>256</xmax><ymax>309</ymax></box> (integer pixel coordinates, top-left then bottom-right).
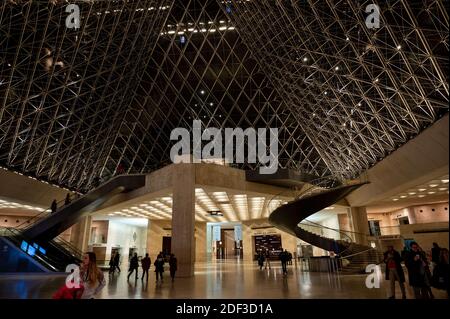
<box><xmin>269</xmin><ymin>183</ymin><xmax>383</xmax><ymax>274</ymax></box>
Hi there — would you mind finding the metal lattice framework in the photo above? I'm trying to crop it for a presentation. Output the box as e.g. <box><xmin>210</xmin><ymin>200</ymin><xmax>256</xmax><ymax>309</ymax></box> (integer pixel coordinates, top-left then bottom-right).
<box><xmin>224</xmin><ymin>0</ymin><xmax>449</xmax><ymax>179</ymax></box>
<box><xmin>0</xmin><ymin>0</ymin><xmax>448</xmax><ymax>192</ymax></box>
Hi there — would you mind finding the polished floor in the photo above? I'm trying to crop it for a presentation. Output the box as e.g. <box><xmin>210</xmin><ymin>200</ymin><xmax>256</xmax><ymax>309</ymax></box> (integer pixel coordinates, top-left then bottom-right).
<box><xmin>0</xmin><ymin>260</ymin><xmax>447</xmax><ymax>299</ymax></box>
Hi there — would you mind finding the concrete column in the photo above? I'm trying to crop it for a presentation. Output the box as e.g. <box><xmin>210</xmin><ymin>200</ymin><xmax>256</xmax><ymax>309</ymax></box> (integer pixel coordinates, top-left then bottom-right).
<box><xmin>242</xmin><ymin>222</ymin><xmax>253</xmax><ymax>261</ymax></box>
<box><xmin>70</xmin><ymin>215</ymin><xmax>92</xmax><ymax>253</ymax></box>
<box><xmin>195</xmin><ymin>222</ymin><xmax>207</xmax><ymax>262</ymax></box>
<box><xmin>171</xmin><ymin>164</ymin><xmax>196</xmax><ymax>277</ymax></box>
<box><xmin>350</xmin><ymin>207</ymin><xmax>370</xmax><ymax>245</ymax></box>
<box><xmin>146</xmin><ymin>220</ymin><xmax>171</xmax><ymax>259</ymax></box>
<box><xmin>280</xmin><ymin>230</ymin><xmax>298</xmax><ymax>255</ymax></box>
<box><xmin>406</xmin><ymin>207</ymin><xmax>416</xmax><ymax>224</ymax></box>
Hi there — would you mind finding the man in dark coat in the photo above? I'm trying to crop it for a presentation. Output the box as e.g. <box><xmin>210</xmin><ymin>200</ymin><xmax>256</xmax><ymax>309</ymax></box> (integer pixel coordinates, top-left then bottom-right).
<box><xmin>127</xmin><ymin>253</ymin><xmax>139</xmax><ymax>281</ymax></box>
<box><xmin>154</xmin><ymin>252</ymin><xmax>165</xmax><ymax>282</ymax></box>
<box><xmin>141</xmin><ymin>253</ymin><xmax>151</xmax><ymax>282</ymax></box>
<box><xmin>405</xmin><ymin>242</ymin><xmax>428</xmax><ymax>299</ymax></box>
<box><xmin>384</xmin><ymin>246</ymin><xmax>406</xmax><ymax>299</ymax></box>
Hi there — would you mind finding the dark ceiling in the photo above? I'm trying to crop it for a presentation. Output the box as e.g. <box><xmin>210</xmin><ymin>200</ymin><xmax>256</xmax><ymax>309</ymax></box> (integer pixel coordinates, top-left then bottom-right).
<box><xmin>0</xmin><ymin>0</ymin><xmax>448</xmax><ymax>192</ymax></box>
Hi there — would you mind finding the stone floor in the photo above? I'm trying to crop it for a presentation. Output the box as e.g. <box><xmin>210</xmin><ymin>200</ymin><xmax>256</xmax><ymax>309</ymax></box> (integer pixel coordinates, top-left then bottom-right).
<box><xmin>0</xmin><ymin>260</ymin><xmax>447</xmax><ymax>299</ymax></box>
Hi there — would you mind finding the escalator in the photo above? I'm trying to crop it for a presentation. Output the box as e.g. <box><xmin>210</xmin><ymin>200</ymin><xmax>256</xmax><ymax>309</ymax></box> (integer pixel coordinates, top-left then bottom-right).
<box><xmin>269</xmin><ymin>182</ymin><xmax>383</xmax><ymax>274</ymax></box>
<box><xmin>0</xmin><ymin>174</ymin><xmax>146</xmax><ymax>272</ymax></box>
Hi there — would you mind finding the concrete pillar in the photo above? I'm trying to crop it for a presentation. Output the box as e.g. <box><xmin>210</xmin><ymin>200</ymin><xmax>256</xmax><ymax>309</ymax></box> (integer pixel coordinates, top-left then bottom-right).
<box><xmin>195</xmin><ymin>222</ymin><xmax>207</xmax><ymax>262</ymax></box>
<box><xmin>350</xmin><ymin>207</ymin><xmax>370</xmax><ymax>245</ymax></box>
<box><xmin>171</xmin><ymin>164</ymin><xmax>196</xmax><ymax>277</ymax></box>
<box><xmin>146</xmin><ymin>220</ymin><xmax>171</xmax><ymax>259</ymax></box>
<box><xmin>70</xmin><ymin>215</ymin><xmax>92</xmax><ymax>253</ymax></box>
<box><xmin>406</xmin><ymin>207</ymin><xmax>416</xmax><ymax>224</ymax></box>
<box><xmin>280</xmin><ymin>230</ymin><xmax>298</xmax><ymax>255</ymax></box>
<box><xmin>242</xmin><ymin>222</ymin><xmax>253</xmax><ymax>261</ymax></box>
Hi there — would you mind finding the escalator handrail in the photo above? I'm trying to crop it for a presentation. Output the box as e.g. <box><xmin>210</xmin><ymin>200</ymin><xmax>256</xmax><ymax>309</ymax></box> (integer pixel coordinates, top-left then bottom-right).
<box><xmin>16</xmin><ymin>197</ymin><xmax>68</xmax><ymax>230</ymax></box>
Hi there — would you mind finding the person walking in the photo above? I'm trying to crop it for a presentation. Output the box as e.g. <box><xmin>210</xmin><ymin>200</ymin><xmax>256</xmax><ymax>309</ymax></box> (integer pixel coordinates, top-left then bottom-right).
<box><xmin>80</xmin><ymin>252</ymin><xmax>106</xmax><ymax>299</ymax></box>
<box><xmin>383</xmin><ymin>246</ymin><xmax>406</xmax><ymax>299</ymax></box>
<box><xmin>109</xmin><ymin>252</ymin><xmax>116</xmax><ymax>274</ymax></box>
<box><xmin>405</xmin><ymin>242</ymin><xmax>431</xmax><ymax>299</ymax></box>
<box><xmin>127</xmin><ymin>253</ymin><xmax>139</xmax><ymax>281</ymax></box>
<box><xmin>257</xmin><ymin>252</ymin><xmax>265</xmax><ymax>270</ymax></box>
<box><xmin>169</xmin><ymin>254</ymin><xmax>177</xmax><ymax>282</ymax></box>
<box><xmin>141</xmin><ymin>253</ymin><xmax>151</xmax><ymax>282</ymax></box>
<box><xmin>280</xmin><ymin>249</ymin><xmax>289</xmax><ymax>275</ymax></box>
<box><xmin>51</xmin><ymin>199</ymin><xmax>57</xmax><ymax>214</ymax></box>
<box><xmin>154</xmin><ymin>252</ymin><xmax>165</xmax><ymax>282</ymax></box>
<box><xmin>113</xmin><ymin>251</ymin><xmax>121</xmax><ymax>273</ymax></box>
<box><xmin>264</xmin><ymin>249</ymin><xmax>271</xmax><ymax>270</ymax></box>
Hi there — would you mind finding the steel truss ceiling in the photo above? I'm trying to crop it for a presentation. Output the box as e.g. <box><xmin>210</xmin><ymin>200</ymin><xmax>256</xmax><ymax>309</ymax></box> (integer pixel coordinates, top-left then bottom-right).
<box><xmin>0</xmin><ymin>0</ymin><xmax>448</xmax><ymax>192</ymax></box>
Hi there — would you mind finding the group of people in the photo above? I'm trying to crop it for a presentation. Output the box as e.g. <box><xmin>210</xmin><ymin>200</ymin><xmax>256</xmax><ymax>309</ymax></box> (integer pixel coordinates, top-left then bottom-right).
<box><xmin>257</xmin><ymin>249</ymin><xmax>293</xmax><ymax>275</ymax></box>
<box><xmin>50</xmin><ymin>193</ymin><xmax>75</xmax><ymax>214</ymax></box>
<box><xmin>384</xmin><ymin>242</ymin><xmax>449</xmax><ymax>299</ymax></box>
<box><xmin>126</xmin><ymin>252</ymin><xmax>178</xmax><ymax>283</ymax></box>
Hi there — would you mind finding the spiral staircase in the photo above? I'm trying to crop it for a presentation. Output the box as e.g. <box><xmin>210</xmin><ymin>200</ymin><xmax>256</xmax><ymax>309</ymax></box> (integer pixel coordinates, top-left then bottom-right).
<box><xmin>269</xmin><ymin>182</ymin><xmax>383</xmax><ymax>274</ymax></box>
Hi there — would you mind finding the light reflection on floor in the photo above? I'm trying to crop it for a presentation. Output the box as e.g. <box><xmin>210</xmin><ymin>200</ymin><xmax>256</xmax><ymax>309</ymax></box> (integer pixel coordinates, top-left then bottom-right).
<box><xmin>0</xmin><ymin>260</ymin><xmax>447</xmax><ymax>299</ymax></box>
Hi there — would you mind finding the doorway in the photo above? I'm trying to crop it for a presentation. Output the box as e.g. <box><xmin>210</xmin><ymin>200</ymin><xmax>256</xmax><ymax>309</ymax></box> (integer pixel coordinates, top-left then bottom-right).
<box><xmin>368</xmin><ymin>220</ymin><xmax>381</xmax><ymax>237</ymax></box>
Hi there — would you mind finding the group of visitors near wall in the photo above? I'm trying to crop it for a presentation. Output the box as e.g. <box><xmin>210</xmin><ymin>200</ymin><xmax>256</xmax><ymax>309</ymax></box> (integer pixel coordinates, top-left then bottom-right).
<box><xmin>257</xmin><ymin>248</ymin><xmax>293</xmax><ymax>275</ymax></box>
<box><xmin>125</xmin><ymin>252</ymin><xmax>178</xmax><ymax>283</ymax></box>
<box><xmin>384</xmin><ymin>242</ymin><xmax>449</xmax><ymax>299</ymax></box>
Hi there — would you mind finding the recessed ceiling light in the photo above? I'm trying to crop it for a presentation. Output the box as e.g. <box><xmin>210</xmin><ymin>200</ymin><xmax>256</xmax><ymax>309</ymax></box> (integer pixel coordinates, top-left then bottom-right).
<box><xmin>418</xmin><ymin>188</ymin><xmax>426</xmax><ymax>192</ymax></box>
<box><xmin>393</xmin><ymin>198</ymin><xmax>399</xmax><ymax>201</ymax></box>
<box><xmin>442</xmin><ymin>179</ymin><xmax>449</xmax><ymax>184</ymax></box>
<box><xmin>418</xmin><ymin>195</ymin><xmax>426</xmax><ymax>198</ymax></box>
<box><xmin>428</xmin><ymin>191</ymin><xmax>436</xmax><ymax>195</ymax></box>
<box><xmin>408</xmin><ymin>192</ymin><xmax>416</xmax><ymax>195</ymax></box>
<box><xmin>429</xmin><ymin>184</ymin><xmax>438</xmax><ymax>188</ymax></box>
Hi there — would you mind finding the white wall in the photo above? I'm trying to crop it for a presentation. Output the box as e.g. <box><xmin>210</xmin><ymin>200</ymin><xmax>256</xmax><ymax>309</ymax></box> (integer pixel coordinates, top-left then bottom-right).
<box><xmin>320</xmin><ymin>215</ymin><xmax>341</xmax><ymax>241</ymax></box>
<box><xmin>106</xmin><ymin>220</ymin><xmax>147</xmax><ymax>262</ymax></box>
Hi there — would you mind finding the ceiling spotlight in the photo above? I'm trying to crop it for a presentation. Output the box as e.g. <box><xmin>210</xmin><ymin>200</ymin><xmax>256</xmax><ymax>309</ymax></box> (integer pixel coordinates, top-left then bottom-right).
<box><xmin>418</xmin><ymin>195</ymin><xmax>426</xmax><ymax>198</ymax></box>
<box><xmin>428</xmin><ymin>191</ymin><xmax>436</xmax><ymax>195</ymax></box>
<box><xmin>400</xmin><ymin>195</ymin><xmax>407</xmax><ymax>199</ymax></box>
<box><xmin>393</xmin><ymin>198</ymin><xmax>399</xmax><ymax>201</ymax></box>
<box><xmin>200</xmin><ymin>90</ymin><xmax>206</xmax><ymax>95</ymax></box>
<box><xmin>418</xmin><ymin>188</ymin><xmax>426</xmax><ymax>192</ymax></box>
<box><xmin>335</xmin><ymin>66</ymin><xmax>340</xmax><ymax>71</ymax></box>
<box><xmin>303</xmin><ymin>57</ymin><xmax>309</xmax><ymax>62</ymax></box>
<box><xmin>397</xmin><ymin>45</ymin><xmax>402</xmax><ymax>50</ymax></box>
<box><xmin>210</xmin><ymin>102</ymin><xmax>214</xmax><ymax>106</ymax></box>
<box><xmin>346</xmin><ymin>37</ymin><xmax>350</xmax><ymax>41</ymax></box>
<box><xmin>429</xmin><ymin>184</ymin><xmax>438</xmax><ymax>188</ymax></box>
<box><xmin>442</xmin><ymin>179</ymin><xmax>449</xmax><ymax>183</ymax></box>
